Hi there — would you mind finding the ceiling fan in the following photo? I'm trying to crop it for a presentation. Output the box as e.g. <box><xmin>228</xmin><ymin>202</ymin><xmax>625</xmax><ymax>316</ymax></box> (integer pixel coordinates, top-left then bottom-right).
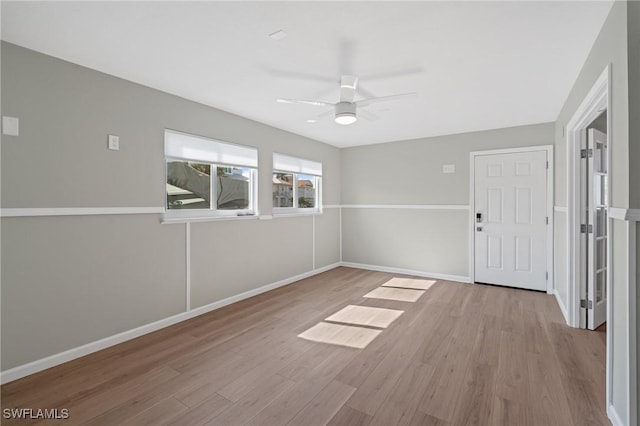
<box><xmin>276</xmin><ymin>75</ymin><xmax>416</xmax><ymax>125</ymax></box>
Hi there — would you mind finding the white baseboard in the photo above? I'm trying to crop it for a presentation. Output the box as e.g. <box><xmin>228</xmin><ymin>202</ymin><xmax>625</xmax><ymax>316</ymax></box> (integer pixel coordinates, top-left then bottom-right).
<box><xmin>0</xmin><ymin>262</ymin><xmax>341</xmax><ymax>385</ymax></box>
<box><xmin>607</xmin><ymin>404</ymin><xmax>624</xmax><ymax>426</ymax></box>
<box><xmin>340</xmin><ymin>261</ymin><xmax>470</xmax><ymax>283</ymax></box>
<box><xmin>553</xmin><ymin>289</ymin><xmax>570</xmax><ymax>325</ymax></box>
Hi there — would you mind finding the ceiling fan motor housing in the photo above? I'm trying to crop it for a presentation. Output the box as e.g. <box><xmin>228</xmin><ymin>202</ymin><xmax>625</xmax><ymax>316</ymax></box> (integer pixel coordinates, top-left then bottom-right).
<box><xmin>335</xmin><ymin>102</ymin><xmax>357</xmax><ymax>124</ymax></box>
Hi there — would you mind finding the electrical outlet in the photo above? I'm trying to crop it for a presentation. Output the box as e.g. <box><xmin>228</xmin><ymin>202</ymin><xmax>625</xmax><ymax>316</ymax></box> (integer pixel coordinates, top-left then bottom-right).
<box><xmin>442</xmin><ymin>164</ymin><xmax>455</xmax><ymax>174</ymax></box>
<box><xmin>108</xmin><ymin>134</ymin><xmax>119</xmax><ymax>151</ymax></box>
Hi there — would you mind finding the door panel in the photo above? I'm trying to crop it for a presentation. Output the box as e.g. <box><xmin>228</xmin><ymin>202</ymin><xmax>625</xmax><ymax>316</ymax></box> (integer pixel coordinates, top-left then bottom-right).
<box><xmin>474</xmin><ymin>150</ymin><xmax>548</xmax><ymax>291</ymax></box>
<box><xmin>587</xmin><ymin>128</ymin><xmax>607</xmax><ymax>330</ymax></box>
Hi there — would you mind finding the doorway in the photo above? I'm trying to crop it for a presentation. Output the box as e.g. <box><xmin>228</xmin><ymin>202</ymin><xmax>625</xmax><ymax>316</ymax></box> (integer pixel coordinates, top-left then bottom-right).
<box><xmin>469</xmin><ymin>146</ymin><xmax>554</xmax><ymax>292</ymax></box>
<box><xmin>565</xmin><ymin>65</ymin><xmax>611</xmax><ymax>418</ymax></box>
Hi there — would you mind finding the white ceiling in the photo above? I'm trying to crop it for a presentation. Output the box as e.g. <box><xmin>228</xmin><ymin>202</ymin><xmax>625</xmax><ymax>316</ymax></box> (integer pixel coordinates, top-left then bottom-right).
<box><xmin>2</xmin><ymin>1</ymin><xmax>613</xmax><ymax>148</ymax></box>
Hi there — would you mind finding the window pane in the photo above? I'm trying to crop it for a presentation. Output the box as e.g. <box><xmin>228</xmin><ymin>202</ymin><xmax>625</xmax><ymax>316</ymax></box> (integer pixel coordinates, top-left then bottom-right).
<box><xmin>297</xmin><ymin>174</ymin><xmax>316</xmax><ymax>208</ymax></box>
<box><xmin>273</xmin><ymin>173</ymin><xmax>294</xmax><ymax>207</ymax></box>
<box><xmin>166</xmin><ymin>161</ymin><xmax>211</xmax><ymax>210</ymax></box>
<box><xmin>216</xmin><ymin>166</ymin><xmax>251</xmax><ymax>210</ymax></box>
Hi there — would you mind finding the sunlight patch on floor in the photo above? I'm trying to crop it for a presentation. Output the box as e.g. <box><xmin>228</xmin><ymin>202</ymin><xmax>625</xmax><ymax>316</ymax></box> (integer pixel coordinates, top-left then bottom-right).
<box><xmin>298</xmin><ymin>322</ymin><xmax>382</xmax><ymax>349</ymax></box>
<box><xmin>382</xmin><ymin>277</ymin><xmax>436</xmax><ymax>291</ymax></box>
<box><xmin>324</xmin><ymin>305</ymin><xmax>404</xmax><ymax>329</ymax></box>
<box><xmin>363</xmin><ymin>287</ymin><xmax>425</xmax><ymax>302</ymax></box>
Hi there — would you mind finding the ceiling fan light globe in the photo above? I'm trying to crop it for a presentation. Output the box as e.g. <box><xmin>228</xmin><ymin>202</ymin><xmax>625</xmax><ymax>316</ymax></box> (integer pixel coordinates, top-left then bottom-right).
<box><xmin>335</xmin><ymin>112</ymin><xmax>357</xmax><ymax>125</ymax></box>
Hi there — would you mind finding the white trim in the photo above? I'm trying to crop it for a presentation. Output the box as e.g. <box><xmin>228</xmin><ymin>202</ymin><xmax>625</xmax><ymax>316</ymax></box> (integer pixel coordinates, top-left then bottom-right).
<box><xmin>185</xmin><ymin>222</ymin><xmax>191</xmax><ymax>312</ymax></box>
<box><xmin>322</xmin><ymin>205</ymin><xmax>341</xmax><ymax>209</ymax></box>
<box><xmin>0</xmin><ymin>262</ymin><xmax>341</xmax><ymax>385</ymax></box>
<box><xmin>566</xmin><ymin>64</ymin><xmax>610</xmax><ymax>330</ymax></box>
<box><xmin>340</xmin><ymin>261</ymin><xmax>470</xmax><ymax>283</ymax></box>
<box><xmin>468</xmin><ymin>145</ymin><xmax>554</xmax><ymax>294</ymax></box>
<box><xmin>161</xmin><ymin>214</ymin><xmax>258</xmax><ymax>224</ymax></box>
<box><xmin>564</xmin><ymin>65</ymin><xmax>628</xmax><ymax>423</ymax></box>
<box><xmin>554</xmin><ymin>206</ymin><xmax>568</xmax><ymax>213</ymax></box>
<box><xmin>312</xmin><ymin>215</ymin><xmax>316</xmax><ymax>270</ymax></box>
<box><xmin>608</xmin><ymin>404</ymin><xmax>624</xmax><ymax>426</ymax></box>
<box><xmin>553</xmin><ymin>289</ymin><xmax>570</xmax><ymax>324</ymax></box>
<box><xmin>627</xmin><ymin>220</ymin><xmax>637</xmax><ymax>426</ymax></box>
<box><xmin>340</xmin><ymin>204</ymin><xmax>469</xmax><ymax>210</ymax></box>
<box><xmin>339</xmin><ymin>207</ymin><xmax>343</xmax><ymax>262</ymax></box>
<box><xmin>609</xmin><ymin>207</ymin><xmax>640</xmax><ymax>221</ymax></box>
<box><xmin>0</xmin><ymin>207</ymin><xmax>164</xmax><ymax>217</ymax></box>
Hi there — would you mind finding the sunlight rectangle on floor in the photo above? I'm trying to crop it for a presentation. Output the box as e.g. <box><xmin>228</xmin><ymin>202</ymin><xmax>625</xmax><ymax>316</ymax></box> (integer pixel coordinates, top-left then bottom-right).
<box><xmin>363</xmin><ymin>287</ymin><xmax>425</xmax><ymax>302</ymax></box>
<box><xmin>325</xmin><ymin>305</ymin><xmax>404</xmax><ymax>329</ymax></box>
<box><xmin>297</xmin><ymin>322</ymin><xmax>382</xmax><ymax>349</ymax></box>
<box><xmin>382</xmin><ymin>277</ymin><xmax>436</xmax><ymax>290</ymax></box>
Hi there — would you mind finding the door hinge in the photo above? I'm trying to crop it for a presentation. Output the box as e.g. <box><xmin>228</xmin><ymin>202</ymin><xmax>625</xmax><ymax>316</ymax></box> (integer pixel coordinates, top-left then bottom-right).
<box><xmin>580</xmin><ymin>148</ymin><xmax>593</xmax><ymax>158</ymax></box>
<box><xmin>580</xmin><ymin>299</ymin><xmax>593</xmax><ymax>309</ymax></box>
<box><xmin>546</xmin><ymin>216</ymin><xmax>549</xmax><ymax>225</ymax></box>
<box><xmin>580</xmin><ymin>224</ymin><xmax>593</xmax><ymax>233</ymax></box>
<box><xmin>545</xmin><ymin>271</ymin><xmax>548</xmax><ymax>281</ymax></box>
<box><xmin>546</xmin><ymin>161</ymin><xmax>549</xmax><ymax>169</ymax></box>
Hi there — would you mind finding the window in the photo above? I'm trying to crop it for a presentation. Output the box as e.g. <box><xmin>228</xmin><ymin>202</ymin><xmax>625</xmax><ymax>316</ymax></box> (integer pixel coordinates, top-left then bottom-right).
<box><xmin>165</xmin><ymin>130</ymin><xmax>257</xmax><ymax>218</ymax></box>
<box><xmin>273</xmin><ymin>153</ymin><xmax>322</xmax><ymax>213</ymax></box>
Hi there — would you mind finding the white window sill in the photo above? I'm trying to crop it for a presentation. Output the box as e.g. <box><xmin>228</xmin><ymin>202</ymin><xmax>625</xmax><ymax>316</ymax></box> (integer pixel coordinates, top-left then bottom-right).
<box><xmin>161</xmin><ymin>214</ymin><xmax>259</xmax><ymax>224</ymax></box>
<box><xmin>272</xmin><ymin>209</ymin><xmax>323</xmax><ymax>218</ymax></box>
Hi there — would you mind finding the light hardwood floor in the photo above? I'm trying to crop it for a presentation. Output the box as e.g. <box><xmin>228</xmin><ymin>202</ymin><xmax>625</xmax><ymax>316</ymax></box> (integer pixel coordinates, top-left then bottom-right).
<box><xmin>1</xmin><ymin>267</ymin><xmax>608</xmax><ymax>425</ymax></box>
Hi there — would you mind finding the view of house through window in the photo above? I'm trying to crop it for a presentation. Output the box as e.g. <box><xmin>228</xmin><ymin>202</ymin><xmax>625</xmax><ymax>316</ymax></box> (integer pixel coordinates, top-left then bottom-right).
<box><xmin>273</xmin><ymin>173</ymin><xmax>294</xmax><ymax>207</ymax></box>
<box><xmin>272</xmin><ymin>173</ymin><xmax>317</xmax><ymax>209</ymax></box>
<box><xmin>272</xmin><ymin>153</ymin><xmax>322</xmax><ymax>212</ymax></box>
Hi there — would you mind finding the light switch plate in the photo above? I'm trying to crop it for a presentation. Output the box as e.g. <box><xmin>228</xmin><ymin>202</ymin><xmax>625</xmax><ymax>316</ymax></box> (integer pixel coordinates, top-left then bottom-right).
<box><xmin>108</xmin><ymin>134</ymin><xmax>119</xmax><ymax>151</ymax></box>
<box><xmin>2</xmin><ymin>116</ymin><xmax>19</xmax><ymax>136</ymax></box>
<box><xmin>442</xmin><ymin>164</ymin><xmax>456</xmax><ymax>174</ymax></box>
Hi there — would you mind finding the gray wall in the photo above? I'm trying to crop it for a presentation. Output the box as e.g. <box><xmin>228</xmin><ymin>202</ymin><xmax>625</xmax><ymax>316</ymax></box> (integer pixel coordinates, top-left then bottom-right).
<box><xmin>628</xmin><ymin>0</ymin><xmax>640</xmax><ymax>210</ymax></box>
<box><xmin>554</xmin><ymin>2</ymin><xmax>633</xmax><ymax>423</ymax></box>
<box><xmin>629</xmin><ymin>1</ymin><xmax>640</xmax><ymax>422</ymax></box>
<box><xmin>0</xmin><ymin>42</ymin><xmax>341</xmax><ymax>370</ymax></box>
<box><xmin>340</xmin><ymin>123</ymin><xmax>554</xmax><ymax>278</ymax></box>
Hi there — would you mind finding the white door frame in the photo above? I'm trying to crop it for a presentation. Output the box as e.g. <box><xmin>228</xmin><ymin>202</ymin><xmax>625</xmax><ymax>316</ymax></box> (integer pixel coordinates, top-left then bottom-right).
<box><xmin>565</xmin><ymin>64</ymin><xmax>616</xmax><ymax>421</ymax></box>
<box><xmin>469</xmin><ymin>145</ymin><xmax>554</xmax><ymax>294</ymax></box>
<box><xmin>566</xmin><ymin>65</ymin><xmax>610</xmax><ymax>329</ymax></box>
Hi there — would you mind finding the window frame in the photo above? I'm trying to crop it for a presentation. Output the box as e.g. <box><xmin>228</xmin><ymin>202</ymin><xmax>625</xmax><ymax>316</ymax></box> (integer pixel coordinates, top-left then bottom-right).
<box><xmin>164</xmin><ymin>130</ymin><xmax>258</xmax><ymax>221</ymax></box>
<box><xmin>272</xmin><ymin>153</ymin><xmax>322</xmax><ymax>215</ymax></box>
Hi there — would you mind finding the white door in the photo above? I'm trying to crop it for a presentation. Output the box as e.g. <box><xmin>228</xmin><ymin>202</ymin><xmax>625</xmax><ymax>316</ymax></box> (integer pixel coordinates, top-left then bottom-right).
<box><xmin>587</xmin><ymin>128</ymin><xmax>608</xmax><ymax>330</ymax></box>
<box><xmin>474</xmin><ymin>150</ymin><xmax>548</xmax><ymax>291</ymax></box>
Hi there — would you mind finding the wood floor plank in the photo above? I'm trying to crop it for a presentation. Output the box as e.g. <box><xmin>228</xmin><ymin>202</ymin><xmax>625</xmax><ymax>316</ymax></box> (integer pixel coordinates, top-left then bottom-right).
<box><xmin>327</xmin><ymin>405</ymin><xmax>373</xmax><ymax>426</ymax></box>
<box><xmin>525</xmin><ymin>352</ymin><xmax>575</xmax><ymax>426</ymax></box>
<box><xmin>205</xmin><ymin>373</ymin><xmax>295</xmax><ymax>426</ymax></box>
<box><xmin>163</xmin><ymin>393</ymin><xmax>232</xmax><ymax>425</ymax></box>
<box><xmin>287</xmin><ymin>380</ymin><xmax>356</xmax><ymax>426</ymax></box>
<box><xmin>0</xmin><ymin>268</ymin><xmax>608</xmax><ymax>426</ymax></box>
<box><xmin>490</xmin><ymin>396</ymin><xmax>530</xmax><ymax>426</ymax></box>
<box><xmin>408</xmin><ymin>410</ymin><xmax>450</xmax><ymax>426</ymax></box>
<box><xmin>495</xmin><ymin>330</ymin><xmax>529</xmax><ymax>404</ymax></box>
<box><xmin>120</xmin><ymin>397</ymin><xmax>188</xmax><ymax>426</ymax></box>
<box><xmin>244</xmin><ymin>379</ymin><xmax>335</xmax><ymax>426</ymax></box>
<box><xmin>368</xmin><ymin>360</ymin><xmax>435</xmax><ymax>426</ymax></box>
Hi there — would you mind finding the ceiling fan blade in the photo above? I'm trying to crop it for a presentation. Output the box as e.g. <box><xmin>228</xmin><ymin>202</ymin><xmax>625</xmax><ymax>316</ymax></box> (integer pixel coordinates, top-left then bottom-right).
<box><xmin>307</xmin><ymin>108</ymin><xmax>335</xmax><ymax>123</ymax></box>
<box><xmin>357</xmin><ymin>108</ymin><xmax>379</xmax><ymax>121</ymax></box>
<box><xmin>354</xmin><ymin>83</ymin><xmax>377</xmax><ymax>99</ymax></box>
<box><xmin>268</xmin><ymin>68</ymin><xmax>335</xmax><ymax>83</ymax></box>
<box><xmin>340</xmin><ymin>75</ymin><xmax>358</xmax><ymax>103</ymax></box>
<box><xmin>355</xmin><ymin>92</ymin><xmax>417</xmax><ymax>108</ymax></box>
<box><xmin>276</xmin><ymin>98</ymin><xmax>334</xmax><ymax>108</ymax></box>
<box><xmin>361</xmin><ymin>67</ymin><xmax>424</xmax><ymax>81</ymax></box>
